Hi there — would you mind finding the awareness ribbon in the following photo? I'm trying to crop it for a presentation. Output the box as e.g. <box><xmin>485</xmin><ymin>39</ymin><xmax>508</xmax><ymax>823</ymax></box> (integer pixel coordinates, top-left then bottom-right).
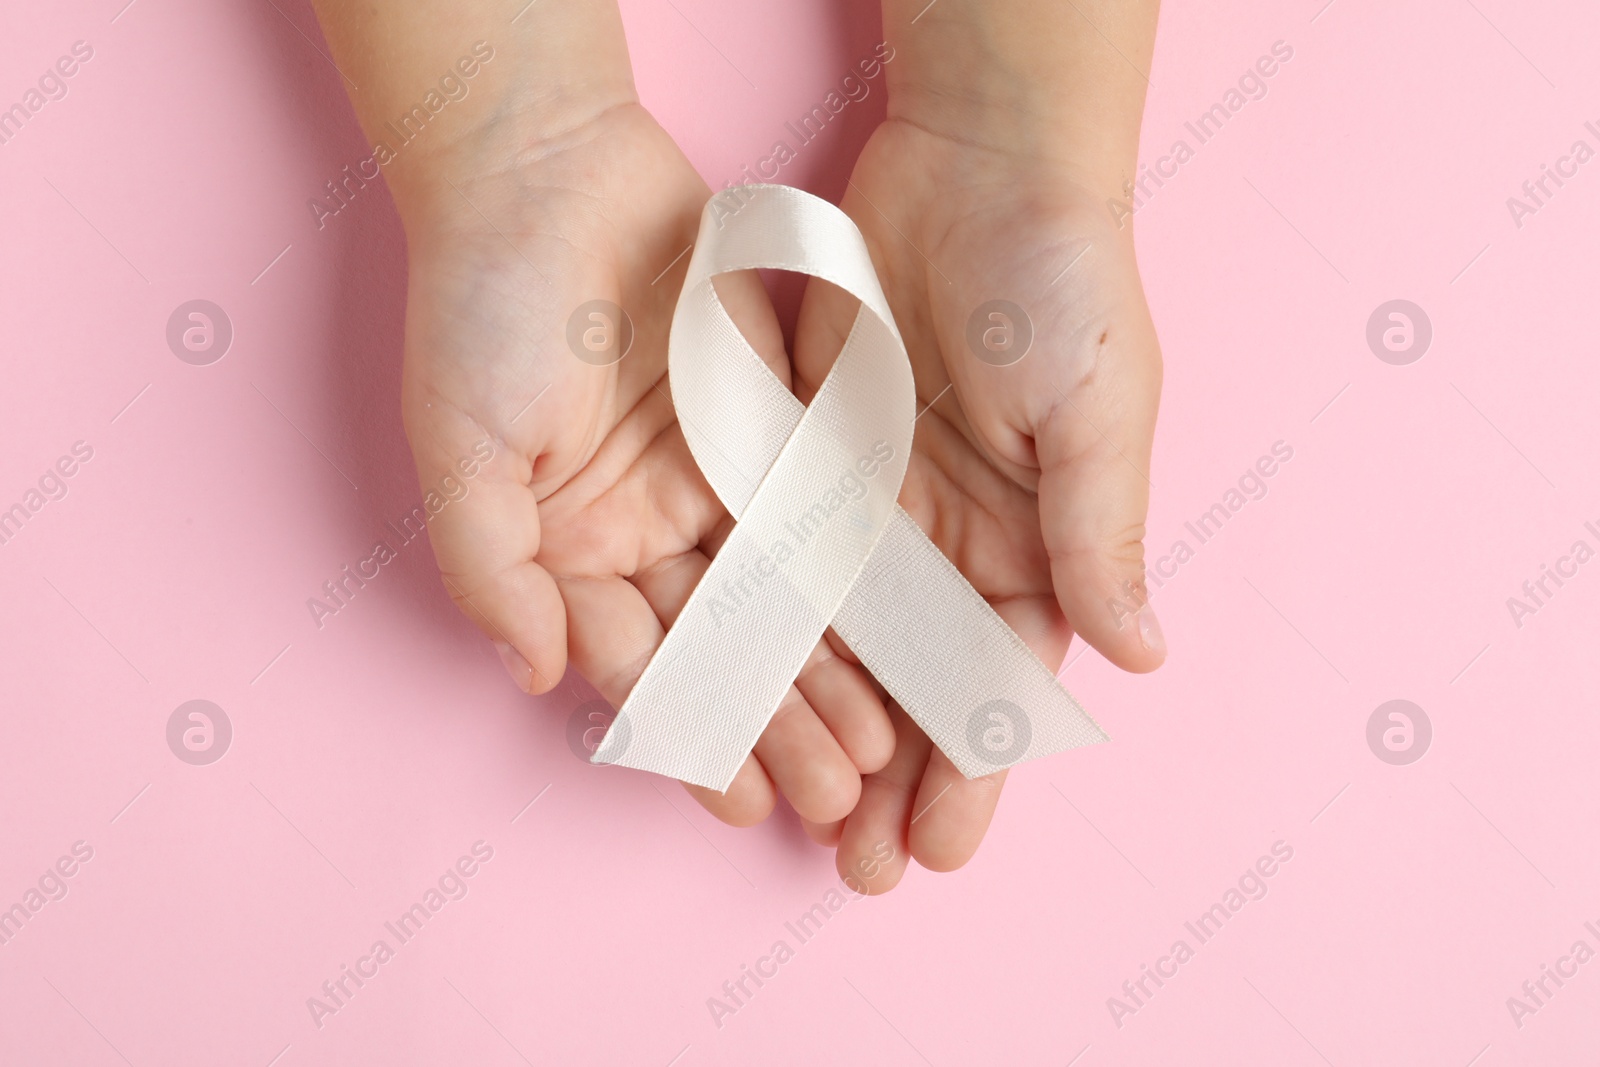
<box><xmin>592</xmin><ymin>185</ymin><xmax>1107</xmax><ymax>791</ymax></box>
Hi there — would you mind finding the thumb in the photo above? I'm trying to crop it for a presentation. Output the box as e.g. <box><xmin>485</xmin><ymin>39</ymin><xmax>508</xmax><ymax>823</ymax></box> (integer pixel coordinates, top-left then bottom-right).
<box><xmin>1034</xmin><ymin>325</ymin><xmax>1164</xmax><ymax>674</ymax></box>
<box><xmin>405</xmin><ymin>411</ymin><xmax>568</xmax><ymax>696</ymax></box>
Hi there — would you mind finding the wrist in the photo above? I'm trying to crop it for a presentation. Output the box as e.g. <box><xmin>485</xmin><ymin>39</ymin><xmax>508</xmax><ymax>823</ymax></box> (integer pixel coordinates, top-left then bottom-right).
<box><xmin>311</xmin><ymin>1</ymin><xmax>638</xmax><ymax>238</ymax></box>
<box><xmin>386</xmin><ymin>80</ymin><xmax>638</xmax><ymax>242</ymax></box>
<box><xmin>880</xmin><ymin>0</ymin><xmax>1157</xmax><ymax>197</ymax></box>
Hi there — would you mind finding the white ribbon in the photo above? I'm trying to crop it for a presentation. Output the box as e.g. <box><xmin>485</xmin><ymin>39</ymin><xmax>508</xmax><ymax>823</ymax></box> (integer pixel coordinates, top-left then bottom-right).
<box><xmin>593</xmin><ymin>185</ymin><xmax>1107</xmax><ymax>791</ymax></box>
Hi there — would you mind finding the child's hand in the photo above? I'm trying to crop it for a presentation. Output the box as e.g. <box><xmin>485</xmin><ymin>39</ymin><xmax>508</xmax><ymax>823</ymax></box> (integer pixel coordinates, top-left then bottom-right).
<box><xmin>794</xmin><ymin>0</ymin><xmax>1165</xmax><ymax>887</ymax></box>
<box><xmin>399</xmin><ymin>101</ymin><xmax>898</xmax><ymax>829</ymax></box>
<box><xmin>308</xmin><ymin>0</ymin><xmax>899</xmax><ymax>846</ymax></box>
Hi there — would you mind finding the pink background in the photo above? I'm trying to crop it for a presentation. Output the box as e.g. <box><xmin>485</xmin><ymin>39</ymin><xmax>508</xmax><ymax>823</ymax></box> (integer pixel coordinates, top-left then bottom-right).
<box><xmin>3</xmin><ymin>0</ymin><xmax>1597</xmax><ymax>1064</ymax></box>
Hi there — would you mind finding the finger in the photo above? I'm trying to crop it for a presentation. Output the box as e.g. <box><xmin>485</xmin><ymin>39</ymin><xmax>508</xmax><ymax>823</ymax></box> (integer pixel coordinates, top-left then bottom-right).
<box><xmin>680</xmin><ymin>756</ymin><xmax>777</xmax><ymax>829</ymax></box>
<box><xmin>404</xmin><ymin>410</ymin><xmax>568</xmax><ymax>694</ymax></box>
<box><xmin>1035</xmin><ymin>306</ymin><xmax>1165</xmax><ymax>674</ymax></box>
<box><xmin>801</xmin><ymin>816</ymin><xmax>844</xmax><ymax>848</ymax></box>
<box><xmin>906</xmin><ymin>751</ymin><xmax>1008</xmax><ymax>873</ymax></box>
<box><xmin>902</xmin><ymin>587</ymin><xmax>1062</xmax><ymax>870</ymax></box>
<box><xmin>991</xmin><ymin>586</ymin><xmax>1074</xmax><ymax>672</ymax></box>
<box><xmin>561</xmin><ymin>569</ymin><xmax>777</xmax><ymax>826</ymax></box>
<box><xmin>835</xmin><ymin>704</ymin><xmax>931</xmax><ymax>895</ymax></box>
<box><xmin>752</xmin><ymin>694</ymin><xmax>861</xmax><ymax>824</ymax></box>
<box><xmin>402</xmin><ymin>187</ymin><xmax>663</xmax><ymax>695</ymax></box>
<box><xmin>631</xmin><ymin>549</ymin><xmax>862</xmax><ymax>825</ymax></box>
<box><xmin>793</xmin><ymin>639</ymin><xmax>895</xmax><ymax>774</ymax></box>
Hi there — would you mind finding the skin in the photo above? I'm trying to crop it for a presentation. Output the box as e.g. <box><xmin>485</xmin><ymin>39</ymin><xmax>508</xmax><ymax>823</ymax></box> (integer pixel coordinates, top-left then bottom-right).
<box><xmin>308</xmin><ymin>0</ymin><xmax>1164</xmax><ymax>893</ymax></box>
<box><xmin>800</xmin><ymin>0</ymin><xmax>1167</xmax><ymax>889</ymax></box>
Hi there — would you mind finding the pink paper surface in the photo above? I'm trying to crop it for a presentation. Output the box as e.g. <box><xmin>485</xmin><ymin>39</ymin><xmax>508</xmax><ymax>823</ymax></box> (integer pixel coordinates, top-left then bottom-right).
<box><xmin>2</xmin><ymin>1</ymin><xmax>1597</xmax><ymax>1064</ymax></box>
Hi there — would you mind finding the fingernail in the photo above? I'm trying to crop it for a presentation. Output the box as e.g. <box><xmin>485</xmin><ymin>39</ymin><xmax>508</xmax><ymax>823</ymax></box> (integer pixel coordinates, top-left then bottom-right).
<box><xmin>494</xmin><ymin>640</ymin><xmax>534</xmax><ymax>692</ymax></box>
<box><xmin>1137</xmin><ymin>605</ymin><xmax>1166</xmax><ymax>656</ymax></box>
